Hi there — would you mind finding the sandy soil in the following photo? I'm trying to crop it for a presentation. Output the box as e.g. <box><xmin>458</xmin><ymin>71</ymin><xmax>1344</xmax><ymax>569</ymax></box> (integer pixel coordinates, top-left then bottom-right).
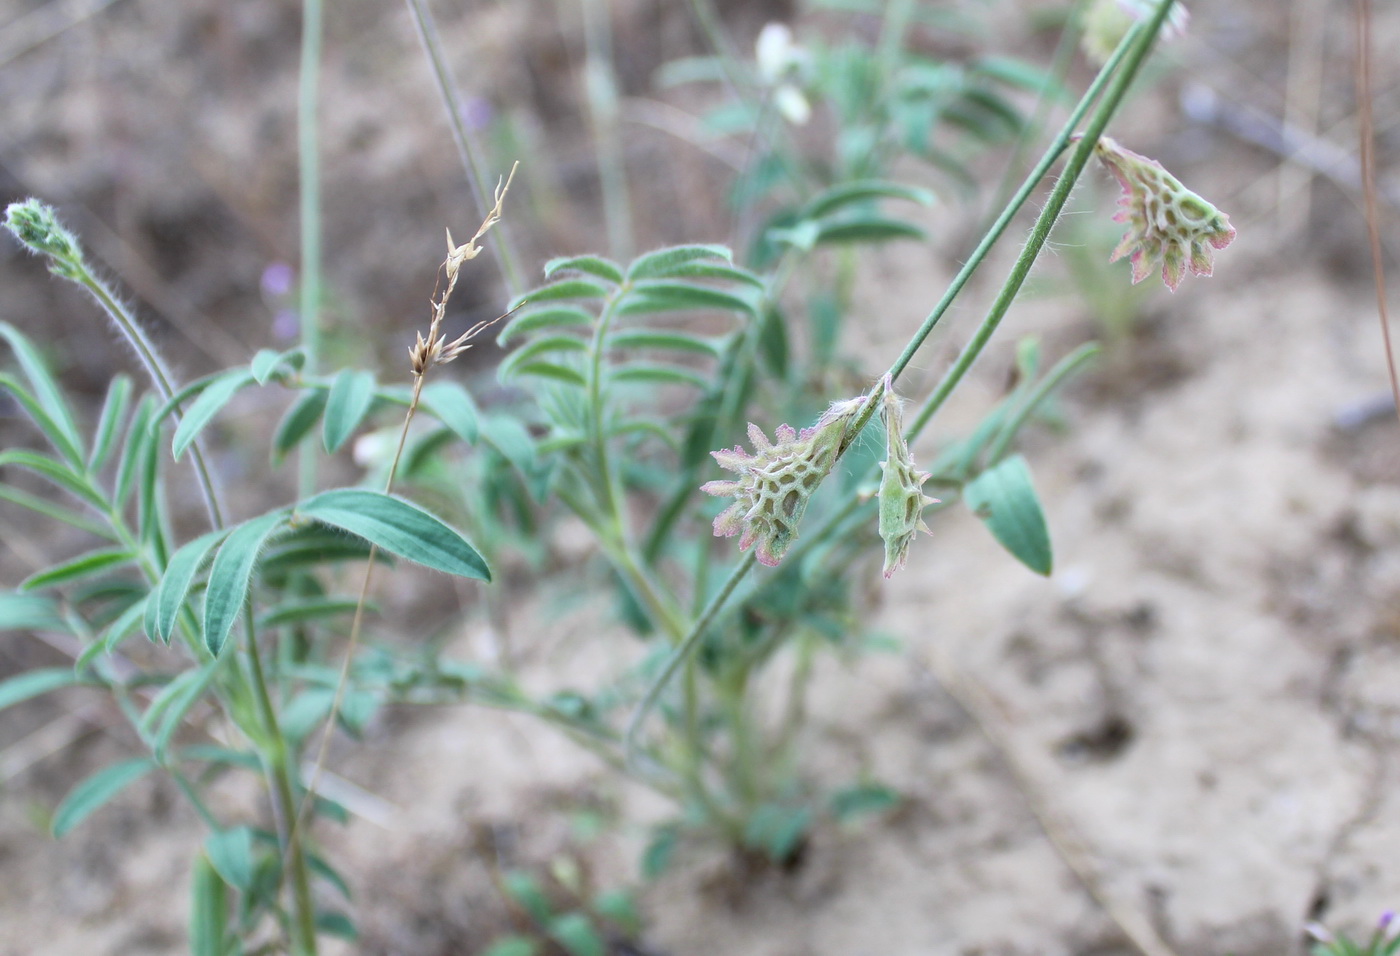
<box><xmin>1</xmin><ymin>1</ymin><xmax>1398</xmax><ymax>955</ymax></box>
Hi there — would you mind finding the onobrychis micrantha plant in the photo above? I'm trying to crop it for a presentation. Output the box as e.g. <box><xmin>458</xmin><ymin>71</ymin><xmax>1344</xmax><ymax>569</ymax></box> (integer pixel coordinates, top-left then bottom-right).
<box><xmin>877</xmin><ymin>378</ymin><xmax>938</xmax><ymax>578</ymax></box>
<box><xmin>1093</xmin><ymin>134</ymin><xmax>1236</xmax><ymax>292</ymax></box>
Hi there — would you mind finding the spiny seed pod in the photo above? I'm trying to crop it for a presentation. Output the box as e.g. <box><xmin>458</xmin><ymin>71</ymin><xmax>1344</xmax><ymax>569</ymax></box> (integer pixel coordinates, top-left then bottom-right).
<box><xmin>702</xmin><ymin>397</ymin><xmax>863</xmax><ymax>567</ymax></box>
<box><xmin>877</xmin><ymin>380</ymin><xmax>937</xmax><ymax>578</ymax></box>
<box><xmin>1093</xmin><ymin>135</ymin><xmax>1235</xmax><ymax>292</ymax></box>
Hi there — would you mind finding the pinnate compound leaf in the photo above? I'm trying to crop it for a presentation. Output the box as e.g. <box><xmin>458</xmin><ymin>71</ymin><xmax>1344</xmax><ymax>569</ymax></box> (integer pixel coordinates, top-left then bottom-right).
<box><xmin>172</xmin><ymin>369</ymin><xmax>257</xmax><ymax>461</ymax></box>
<box><xmin>203</xmin><ymin>511</ymin><xmax>289</xmax><ymax>655</ymax></box>
<box><xmin>298</xmin><ymin>489</ymin><xmax>490</xmax><ymax>581</ymax></box>
<box><xmin>52</xmin><ymin>756</ymin><xmax>158</xmax><ymax>836</ymax></box>
<box><xmin>625</xmin><ymin>244</ymin><xmax>731</xmax><ymax>280</ymax></box>
<box><xmin>205</xmin><ymin>826</ymin><xmax>255</xmax><ymax>892</ymax></box>
<box><xmin>154</xmin><ymin>529</ymin><xmax>228</xmax><ymax>643</ymax></box>
<box><xmin>543</xmin><ymin>254</ymin><xmax>624</xmax><ymax>283</ymax></box>
<box><xmin>322</xmin><ymin>368</ymin><xmax>377</xmax><ymax>452</ymax></box>
<box><xmin>419</xmin><ymin>380</ymin><xmax>480</xmax><ymax>445</ymax></box>
<box><xmin>963</xmin><ymin>454</ymin><xmax>1052</xmax><ymax>576</ymax></box>
<box><xmin>497</xmin><ymin>306</ymin><xmax>596</xmax><ymax>347</ymax></box>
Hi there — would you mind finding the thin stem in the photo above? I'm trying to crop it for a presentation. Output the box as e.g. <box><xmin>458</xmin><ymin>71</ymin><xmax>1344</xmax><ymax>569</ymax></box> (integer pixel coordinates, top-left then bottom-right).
<box><xmin>297</xmin><ymin>0</ymin><xmax>324</xmax><ymax>504</ymax></box>
<box><xmin>983</xmin><ymin>342</ymin><xmax>1101</xmax><ymax>464</ymax></box>
<box><xmin>910</xmin><ymin>4</ymin><xmax>1171</xmax><ymax>439</ymax></box>
<box><xmin>404</xmin><ymin>0</ymin><xmax>524</xmax><ymax>296</ymax></box>
<box><xmin>579</xmin><ymin>0</ymin><xmax>633</xmax><ymax>259</ymax></box>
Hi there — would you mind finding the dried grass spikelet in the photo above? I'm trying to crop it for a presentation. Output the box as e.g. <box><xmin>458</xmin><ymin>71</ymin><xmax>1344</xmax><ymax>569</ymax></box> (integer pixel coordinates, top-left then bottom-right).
<box><xmin>409</xmin><ymin>162</ymin><xmax>518</xmax><ymax>377</ymax></box>
<box><xmin>702</xmin><ymin>397</ymin><xmax>864</xmax><ymax>567</ymax></box>
<box><xmin>877</xmin><ymin>378</ymin><xmax>937</xmax><ymax>578</ymax></box>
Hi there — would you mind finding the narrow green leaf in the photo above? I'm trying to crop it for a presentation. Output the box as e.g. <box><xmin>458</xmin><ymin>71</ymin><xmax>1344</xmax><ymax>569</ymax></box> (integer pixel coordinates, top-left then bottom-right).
<box><xmin>0</xmin><ymin>449</ymin><xmax>106</xmax><ymax>510</ymax></box>
<box><xmin>499</xmin><ymin>335</ymin><xmax>587</xmax><ymax>381</ymax></box>
<box><xmin>172</xmin><ymin>369</ymin><xmax>256</xmax><ymax>461</ymax></box>
<box><xmin>617</xmin><ymin>280</ymin><xmax>757</xmax><ymax>318</ymax></box>
<box><xmin>87</xmin><ymin>374</ymin><xmax>133</xmax><ymax>474</ymax></box>
<box><xmin>0</xmin><ymin>667</ymin><xmax>95</xmax><ymax>711</ymax></box>
<box><xmin>607</xmin><ymin>330</ymin><xmax>721</xmax><ymax>357</ymax></box>
<box><xmin>272</xmin><ymin>389</ymin><xmax>328</xmax><ymax>463</ymax></box>
<box><xmin>257</xmin><ymin>597</ymin><xmax>368</xmax><ymax>629</ymax></box>
<box><xmin>963</xmin><ymin>454</ymin><xmax>1053</xmax><ymax>576</ymax></box>
<box><xmin>543</xmin><ymin>254</ymin><xmax>624</xmax><ymax>283</ymax></box>
<box><xmin>203</xmin><ymin>511</ymin><xmax>288</xmax><ymax>655</ymax></box>
<box><xmin>0</xmin><ymin>483</ymin><xmax>116</xmax><ymax>540</ymax></box>
<box><xmin>419</xmin><ymin>380</ymin><xmax>479</xmax><ymax>445</ymax></box>
<box><xmin>205</xmin><ymin>826</ymin><xmax>255</xmax><ymax>891</ymax></box>
<box><xmin>0</xmin><ymin>593</ymin><xmax>71</xmax><ymax>632</ymax></box>
<box><xmin>815</xmin><ymin>216</ymin><xmax>927</xmax><ymax>245</ymax></box>
<box><xmin>297</xmin><ymin>489</ymin><xmax>490</xmax><ymax>581</ymax></box>
<box><xmin>258</xmin><ymin>526</ymin><xmax>382</xmax><ymax>574</ymax></box>
<box><xmin>481</xmin><ymin>936</ymin><xmax>541</xmax><ymax>956</ymax></box>
<box><xmin>643</xmin><ymin>261</ymin><xmax>765</xmax><ymax>289</ymax></box>
<box><xmin>0</xmin><ymin>323</ymin><xmax>84</xmax><ymax>466</ymax></box>
<box><xmin>154</xmin><ymin>529</ymin><xmax>228</xmax><ymax>643</ymax></box>
<box><xmin>315</xmin><ymin>910</ymin><xmax>358</xmax><ymax>941</ymax></box>
<box><xmin>479</xmin><ymin>415</ymin><xmax>550</xmax><ymax>501</ymax></box>
<box><xmin>548</xmin><ymin>912</ymin><xmax>606</xmax><ymax>956</ymax></box>
<box><xmin>803</xmin><ymin>179</ymin><xmax>934</xmax><ymax>218</ymax></box>
<box><xmin>322</xmin><ymin>368</ymin><xmax>377</xmax><ymax>453</ymax></box>
<box><xmin>52</xmin><ymin>756</ymin><xmax>158</xmax><ymax>836</ymax></box>
<box><xmin>510</xmin><ymin>362</ymin><xmax>587</xmax><ymax>387</ymax></box>
<box><xmin>625</xmin><ymin>244</ymin><xmax>731</xmax><ymax>280</ymax></box>
<box><xmin>497</xmin><ymin>306</ymin><xmax>596</xmax><ymax>347</ymax></box>
<box><xmin>507</xmin><ymin>278</ymin><xmax>609</xmax><ymax>312</ymax></box>
<box><xmin>610</xmin><ymin>363</ymin><xmax>710</xmax><ymax>389</ymax></box>
<box><xmin>190</xmin><ymin>853</ymin><xmax>228</xmax><ymax>956</ymax></box>
<box><xmin>113</xmin><ymin>396</ymin><xmax>157</xmax><ymax>510</ymax></box>
<box><xmin>829</xmin><ymin>783</ymin><xmax>900</xmax><ymax>823</ymax></box>
<box><xmin>95</xmin><ymin>595</ymin><xmax>149</xmax><ymax>658</ymax></box>
<box><xmin>145</xmin><ymin>660</ymin><xmax>221</xmax><ymax>758</ymax></box>
<box><xmin>180</xmin><ymin>745</ymin><xmax>262</xmax><ymax>773</ymax></box>
<box><xmin>20</xmin><ymin>546</ymin><xmax>135</xmax><ymax>591</ymax></box>
<box><xmin>307</xmin><ymin>852</ymin><xmax>353</xmax><ymax>902</ymax></box>
<box><xmin>0</xmin><ymin>373</ymin><xmax>85</xmax><ymax>469</ymax></box>
<box><xmin>250</xmin><ymin>347</ymin><xmax>302</xmax><ymax>384</ymax></box>
<box><xmin>742</xmin><ymin>803</ymin><xmax>810</xmax><ymax>863</ymax></box>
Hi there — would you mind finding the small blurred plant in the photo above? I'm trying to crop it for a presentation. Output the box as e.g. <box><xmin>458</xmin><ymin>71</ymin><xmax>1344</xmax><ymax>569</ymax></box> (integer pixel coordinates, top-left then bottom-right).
<box><xmin>0</xmin><ymin>1</ymin><xmax>1233</xmax><ymax>952</ymax></box>
<box><xmin>1308</xmin><ymin>911</ymin><xmax>1400</xmax><ymax>956</ymax></box>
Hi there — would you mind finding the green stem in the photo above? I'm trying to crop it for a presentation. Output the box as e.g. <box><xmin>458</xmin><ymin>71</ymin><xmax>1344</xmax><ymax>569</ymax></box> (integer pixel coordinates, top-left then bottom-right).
<box><xmin>297</xmin><ymin>0</ymin><xmax>324</xmax><ymax>503</ymax></box>
<box><xmin>909</xmin><ymin>6</ymin><xmax>1169</xmax><ymax>438</ymax></box>
<box><xmin>984</xmin><ymin>342</ymin><xmax>1100</xmax><ymax>464</ymax></box>
<box><xmin>403</xmin><ymin>0</ymin><xmax>524</xmax><ymax>296</ymax></box>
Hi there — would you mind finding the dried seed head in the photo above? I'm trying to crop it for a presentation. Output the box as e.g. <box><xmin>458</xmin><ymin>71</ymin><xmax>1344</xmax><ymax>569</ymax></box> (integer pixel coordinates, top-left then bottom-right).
<box><xmin>702</xmin><ymin>398</ymin><xmax>863</xmax><ymax>566</ymax></box>
<box><xmin>1082</xmin><ymin>0</ymin><xmax>1189</xmax><ymax>66</ymax></box>
<box><xmin>1093</xmin><ymin>136</ymin><xmax>1235</xmax><ymax>292</ymax></box>
<box><xmin>877</xmin><ymin>379</ymin><xmax>937</xmax><ymax>578</ymax></box>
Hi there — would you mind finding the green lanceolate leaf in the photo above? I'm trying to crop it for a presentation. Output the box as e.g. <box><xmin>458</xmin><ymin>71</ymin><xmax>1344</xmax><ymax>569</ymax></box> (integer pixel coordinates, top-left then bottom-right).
<box><xmin>0</xmin><ymin>592</ymin><xmax>71</xmax><ymax>632</ymax></box>
<box><xmin>625</xmin><ymin>243</ymin><xmax>731</xmax><ymax>280</ymax></box>
<box><xmin>497</xmin><ymin>306</ymin><xmax>597</xmax><ymax>347</ymax></box>
<box><xmin>543</xmin><ymin>254</ymin><xmax>624</xmax><ymax>284</ymax></box>
<box><xmin>203</xmin><ymin>511</ymin><xmax>289</xmax><ymax>655</ymax></box>
<box><xmin>323</xmin><ymin>368</ymin><xmax>378</xmax><ymax>453</ymax></box>
<box><xmin>257</xmin><ymin>597</ymin><xmax>368</xmax><ymax>629</ymax></box>
<box><xmin>154</xmin><ymin>529</ymin><xmax>229</xmax><ymax>643</ymax></box>
<box><xmin>610</xmin><ymin>363</ymin><xmax>710</xmax><ymax>389</ymax></box>
<box><xmin>419</xmin><ymin>380</ymin><xmax>479</xmax><ymax>445</ymax></box>
<box><xmin>113</xmin><ymin>395</ymin><xmax>157</xmax><ymax>510</ymax></box>
<box><xmin>548</xmin><ymin>912</ymin><xmax>606</xmax><ymax>956</ymax></box>
<box><xmin>617</xmin><ymin>280</ymin><xmax>757</xmax><ymax>318</ymax></box>
<box><xmin>509</xmin><ymin>362</ymin><xmax>587</xmax><ymax>387</ymax></box>
<box><xmin>144</xmin><ymin>660</ymin><xmax>221</xmax><ymax>757</ymax></box>
<box><xmin>607</xmin><ymin>330</ymin><xmax>722</xmax><ymax>357</ymax></box>
<box><xmin>815</xmin><ymin>215</ymin><xmax>927</xmax><ymax>245</ymax></box>
<box><xmin>508</xmin><ymin>278</ymin><xmax>609</xmax><ymax>313</ymax></box>
<box><xmin>0</xmin><ymin>323</ymin><xmax>84</xmax><ymax>466</ymax></box>
<box><xmin>0</xmin><ymin>667</ymin><xmax>96</xmax><ymax>712</ymax></box>
<box><xmin>20</xmin><ymin>546</ymin><xmax>135</xmax><ymax>591</ymax></box>
<box><xmin>0</xmin><ymin>484</ymin><xmax>114</xmax><ymax>540</ymax></box>
<box><xmin>250</xmin><ymin>346</ymin><xmax>303</xmax><ymax>384</ymax></box>
<box><xmin>52</xmin><ymin>756</ymin><xmax>158</xmax><ymax>836</ymax></box>
<box><xmin>171</xmin><ymin>369</ymin><xmax>257</xmax><ymax>461</ymax></box>
<box><xmin>189</xmin><ymin>853</ymin><xmax>229</xmax><ymax>956</ymax></box>
<box><xmin>498</xmin><ymin>335</ymin><xmax>587</xmax><ymax>382</ymax></box>
<box><xmin>272</xmin><ymin>388</ymin><xmax>328</xmax><ymax>463</ymax></box>
<box><xmin>0</xmin><ymin>449</ymin><xmax>106</xmax><ymax>511</ymax></box>
<box><xmin>298</xmin><ymin>489</ymin><xmax>490</xmax><ymax>581</ymax></box>
<box><xmin>0</xmin><ymin>373</ymin><xmax>85</xmax><ymax>469</ymax></box>
<box><xmin>204</xmin><ymin>826</ymin><xmax>255</xmax><ymax>892</ymax></box>
<box><xmin>963</xmin><ymin>454</ymin><xmax>1052</xmax><ymax>576</ymax></box>
<box><xmin>644</xmin><ymin>261</ymin><xmax>765</xmax><ymax>289</ymax></box>
<box><xmin>87</xmin><ymin>374</ymin><xmax>133</xmax><ymax>474</ymax></box>
<box><xmin>802</xmin><ymin>179</ymin><xmax>935</xmax><ymax>219</ymax></box>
